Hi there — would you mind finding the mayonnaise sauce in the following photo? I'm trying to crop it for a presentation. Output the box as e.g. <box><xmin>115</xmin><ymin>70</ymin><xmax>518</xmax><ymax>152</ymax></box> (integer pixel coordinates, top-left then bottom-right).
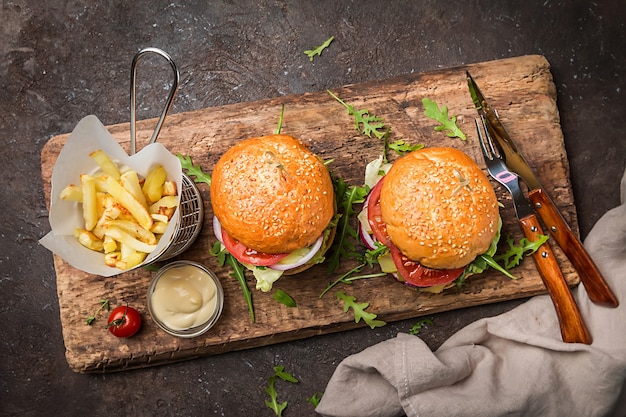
<box><xmin>151</xmin><ymin>264</ymin><xmax>218</xmax><ymax>330</ymax></box>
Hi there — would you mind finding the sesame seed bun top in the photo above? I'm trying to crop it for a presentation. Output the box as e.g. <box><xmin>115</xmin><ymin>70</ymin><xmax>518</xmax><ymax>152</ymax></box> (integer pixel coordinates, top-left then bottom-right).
<box><xmin>210</xmin><ymin>134</ymin><xmax>335</xmax><ymax>254</ymax></box>
<box><xmin>379</xmin><ymin>147</ymin><xmax>499</xmax><ymax>269</ymax></box>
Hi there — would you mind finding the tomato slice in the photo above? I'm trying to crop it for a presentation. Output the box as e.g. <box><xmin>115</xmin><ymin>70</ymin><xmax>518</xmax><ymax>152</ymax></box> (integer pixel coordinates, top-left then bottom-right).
<box><xmin>389</xmin><ymin>243</ymin><xmax>464</xmax><ymax>287</ymax></box>
<box><xmin>221</xmin><ymin>228</ymin><xmax>289</xmax><ymax>266</ymax></box>
<box><xmin>366</xmin><ymin>178</ymin><xmax>390</xmax><ymax>245</ymax></box>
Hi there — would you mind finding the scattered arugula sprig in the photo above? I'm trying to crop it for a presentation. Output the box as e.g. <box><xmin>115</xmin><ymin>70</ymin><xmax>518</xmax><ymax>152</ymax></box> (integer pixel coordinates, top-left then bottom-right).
<box><xmin>422</xmin><ymin>97</ymin><xmax>466</xmax><ymax>140</ymax></box>
<box><xmin>409</xmin><ymin>318</ymin><xmax>434</xmax><ymax>335</ymax></box>
<box><xmin>274</xmin><ymin>289</ymin><xmax>297</xmax><ymax>308</ymax></box>
<box><xmin>86</xmin><ymin>299</ymin><xmax>110</xmax><ymax>325</ymax></box>
<box><xmin>386</xmin><ymin>138</ymin><xmax>423</xmax><ymax>158</ymax></box>
<box><xmin>210</xmin><ymin>242</ymin><xmax>255</xmax><ymax>323</ymax></box>
<box><xmin>307</xmin><ymin>392</ymin><xmax>323</xmax><ymax>407</ymax></box>
<box><xmin>304</xmin><ymin>36</ymin><xmax>334</xmax><ymax>61</ymax></box>
<box><xmin>327</xmin><ymin>90</ymin><xmax>389</xmax><ymax>139</ymax></box>
<box><xmin>264</xmin><ymin>366</ymin><xmax>299</xmax><ymax>416</ymax></box>
<box><xmin>336</xmin><ymin>291</ymin><xmax>386</xmax><ymax>329</ymax></box>
<box><xmin>176</xmin><ymin>154</ymin><xmax>212</xmax><ymax>186</ymax></box>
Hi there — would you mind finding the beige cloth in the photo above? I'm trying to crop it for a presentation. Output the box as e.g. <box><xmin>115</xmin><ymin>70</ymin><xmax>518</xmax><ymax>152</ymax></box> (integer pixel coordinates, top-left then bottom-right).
<box><xmin>317</xmin><ymin>168</ymin><xmax>626</xmax><ymax>417</ymax></box>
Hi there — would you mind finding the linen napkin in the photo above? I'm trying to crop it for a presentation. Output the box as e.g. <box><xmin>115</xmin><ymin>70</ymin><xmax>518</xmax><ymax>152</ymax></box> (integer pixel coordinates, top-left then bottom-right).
<box><xmin>316</xmin><ymin>167</ymin><xmax>626</xmax><ymax>417</ymax></box>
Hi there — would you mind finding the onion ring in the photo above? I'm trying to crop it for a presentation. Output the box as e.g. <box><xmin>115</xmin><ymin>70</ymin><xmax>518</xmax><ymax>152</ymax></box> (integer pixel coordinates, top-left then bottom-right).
<box><xmin>213</xmin><ymin>216</ymin><xmax>224</xmax><ymax>244</ymax></box>
<box><xmin>269</xmin><ymin>234</ymin><xmax>324</xmax><ymax>271</ymax></box>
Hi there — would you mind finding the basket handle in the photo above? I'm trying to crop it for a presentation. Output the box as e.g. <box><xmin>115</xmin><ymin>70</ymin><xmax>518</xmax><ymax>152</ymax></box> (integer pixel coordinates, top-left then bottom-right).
<box><xmin>129</xmin><ymin>47</ymin><xmax>180</xmax><ymax>155</ymax></box>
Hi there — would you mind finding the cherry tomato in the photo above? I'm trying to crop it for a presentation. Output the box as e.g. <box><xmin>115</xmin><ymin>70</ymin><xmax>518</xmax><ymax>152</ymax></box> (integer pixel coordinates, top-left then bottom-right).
<box><xmin>107</xmin><ymin>305</ymin><xmax>142</xmax><ymax>338</ymax></box>
<box><xmin>366</xmin><ymin>178</ymin><xmax>390</xmax><ymax>245</ymax></box>
<box><xmin>390</xmin><ymin>243</ymin><xmax>464</xmax><ymax>287</ymax></box>
<box><xmin>221</xmin><ymin>228</ymin><xmax>289</xmax><ymax>266</ymax></box>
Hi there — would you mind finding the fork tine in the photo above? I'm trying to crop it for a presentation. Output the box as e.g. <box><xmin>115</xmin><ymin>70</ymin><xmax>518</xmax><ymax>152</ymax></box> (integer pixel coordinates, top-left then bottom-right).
<box><xmin>474</xmin><ymin>117</ymin><xmax>492</xmax><ymax>162</ymax></box>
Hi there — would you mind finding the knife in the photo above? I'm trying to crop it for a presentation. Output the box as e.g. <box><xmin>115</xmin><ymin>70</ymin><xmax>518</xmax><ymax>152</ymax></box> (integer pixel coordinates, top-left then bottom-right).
<box><xmin>467</xmin><ymin>71</ymin><xmax>618</xmax><ymax>307</ymax></box>
<box><xmin>476</xmin><ymin>116</ymin><xmax>591</xmax><ymax>344</ymax></box>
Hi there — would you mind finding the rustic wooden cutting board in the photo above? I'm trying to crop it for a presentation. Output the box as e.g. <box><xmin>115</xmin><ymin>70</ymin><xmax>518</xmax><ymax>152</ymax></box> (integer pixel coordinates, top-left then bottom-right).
<box><xmin>41</xmin><ymin>55</ymin><xmax>580</xmax><ymax>373</ymax></box>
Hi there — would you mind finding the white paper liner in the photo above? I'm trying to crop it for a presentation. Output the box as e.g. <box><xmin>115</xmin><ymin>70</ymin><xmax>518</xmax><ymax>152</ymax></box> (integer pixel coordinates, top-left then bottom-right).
<box><xmin>40</xmin><ymin>115</ymin><xmax>182</xmax><ymax>277</ymax></box>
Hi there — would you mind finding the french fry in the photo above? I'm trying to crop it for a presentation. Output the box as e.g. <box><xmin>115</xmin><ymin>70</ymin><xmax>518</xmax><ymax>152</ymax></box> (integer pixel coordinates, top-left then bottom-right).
<box><xmin>93</xmin><ymin>174</ymin><xmax>109</xmax><ymax>193</ymax></box>
<box><xmin>89</xmin><ymin>149</ymin><xmax>121</xmax><ymax>180</ymax></box>
<box><xmin>103</xmin><ymin>226</ymin><xmax>158</xmax><ymax>254</ymax></box>
<box><xmin>149</xmin><ymin>195</ymin><xmax>178</xmax><ymax>214</ymax></box>
<box><xmin>102</xmin><ymin>235</ymin><xmax>118</xmax><ymax>253</ymax></box>
<box><xmin>142</xmin><ymin>165</ymin><xmax>167</xmax><ymax>203</ymax></box>
<box><xmin>59</xmin><ymin>184</ymin><xmax>83</xmax><ymax>202</ymax></box>
<box><xmin>119</xmin><ymin>251</ymin><xmax>147</xmax><ymax>270</ymax></box>
<box><xmin>95</xmin><ymin>192</ymin><xmax>106</xmax><ymax>219</ymax></box>
<box><xmin>119</xmin><ymin>242</ymin><xmax>147</xmax><ymax>269</ymax></box>
<box><xmin>81</xmin><ymin>174</ymin><xmax>98</xmax><ymax>231</ymax></box>
<box><xmin>74</xmin><ymin>228</ymin><xmax>104</xmax><ymax>251</ymax></box>
<box><xmin>162</xmin><ymin>180</ymin><xmax>178</xmax><ymax>196</ymax></box>
<box><xmin>151</xmin><ymin>213</ymin><xmax>169</xmax><ymax>223</ymax></box>
<box><xmin>106</xmin><ymin>176</ymin><xmax>153</xmax><ymax>230</ymax></box>
<box><xmin>150</xmin><ymin>221</ymin><xmax>168</xmax><ymax>235</ymax></box>
<box><xmin>120</xmin><ymin>170</ymin><xmax>148</xmax><ymax>208</ymax></box>
<box><xmin>106</xmin><ymin>219</ymin><xmax>157</xmax><ymax>244</ymax></box>
<box><xmin>104</xmin><ymin>252</ymin><xmax>121</xmax><ymax>267</ymax></box>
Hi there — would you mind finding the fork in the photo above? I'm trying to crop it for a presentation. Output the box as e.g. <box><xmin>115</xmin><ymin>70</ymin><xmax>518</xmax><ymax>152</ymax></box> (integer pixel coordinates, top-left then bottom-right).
<box><xmin>475</xmin><ymin>116</ymin><xmax>592</xmax><ymax>344</ymax></box>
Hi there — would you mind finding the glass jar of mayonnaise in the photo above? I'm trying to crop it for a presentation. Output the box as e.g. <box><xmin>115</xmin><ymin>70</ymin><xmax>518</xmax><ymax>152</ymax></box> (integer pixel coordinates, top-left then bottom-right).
<box><xmin>148</xmin><ymin>260</ymin><xmax>224</xmax><ymax>338</ymax></box>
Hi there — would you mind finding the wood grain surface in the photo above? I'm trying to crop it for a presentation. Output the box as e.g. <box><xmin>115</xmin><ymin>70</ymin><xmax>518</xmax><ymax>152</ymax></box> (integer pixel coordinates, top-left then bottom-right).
<box><xmin>41</xmin><ymin>54</ymin><xmax>581</xmax><ymax>373</ymax></box>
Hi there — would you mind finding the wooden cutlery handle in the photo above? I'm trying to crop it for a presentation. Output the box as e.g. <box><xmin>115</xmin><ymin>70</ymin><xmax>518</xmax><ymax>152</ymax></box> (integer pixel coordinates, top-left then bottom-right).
<box><xmin>520</xmin><ymin>213</ymin><xmax>592</xmax><ymax>344</ymax></box>
<box><xmin>528</xmin><ymin>188</ymin><xmax>618</xmax><ymax>307</ymax></box>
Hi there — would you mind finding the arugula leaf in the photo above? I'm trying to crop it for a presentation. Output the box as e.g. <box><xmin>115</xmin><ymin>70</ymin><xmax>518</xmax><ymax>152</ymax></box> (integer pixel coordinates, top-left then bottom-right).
<box><xmin>264</xmin><ymin>376</ymin><xmax>287</xmax><ymax>416</ymax></box>
<box><xmin>495</xmin><ymin>234</ymin><xmax>550</xmax><ymax>269</ymax></box>
<box><xmin>422</xmin><ymin>97</ymin><xmax>466</xmax><ymax>140</ymax></box>
<box><xmin>274</xmin><ymin>289</ymin><xmax>297</xmax><ymax>307</ymax></box>
<box><xmin>176</xmin><ymin>153</ymin><xmax>212</xmax><ymax>186</ymax></box>
<box><xmin>327</xmin><ymin>90</ymin><xmax>389</xmax><ymax>139</ymax></box>
<box><xmin>86</xmin><ymin>299</ymin><xmax>110</xmax><ymax>325</ymax></box>
<box><xmin>275</xmin><ymin>104</ymin><xmax>285</xmax><ymax>134</ymax></box>
<box><xmin>320</xmin><ymin>242</ymin><xmax>388</xmax><ymax>297</ymax></box>
<box><xmin>307</xmin><ymin>392</ymin><xmax>323</xmax><ymax>407</ymax></box>
<box><xmin>326</xmin><ymin>176</ymin><xmax>368</xmax><ymax>274</ymax></box>
<box><xmin>304</xmin><ymin>36</ymin><xmax>334</xmax><ymax>61</ymax></box>
<box><xmin>263</xmin><ymin>366</ymin><xmax>298</xmax><ymax>416</ymax></box>
<box><xmin>409</xmin><ymin>318</ymin><xmax>434</xmax><ymax>335</ymax></box>
<box><xmin>210</xmin><ymin>242</ymin><xmax>255</xmax><ymax>323</ymax></box>
<box><xmin>477</xmin><ymin>253</ymin><xmax>517</xmax><ymax>280</ymax></box>
<box><xmin>273</xmin><ymin>365</ymin><xmax>299</xmax><ymax>383</ymax></box>
<box><xmin>336</xmin><ymin>291</ymin><xmax>386</xmax><ymax>329</ymax></box>
<box><xmin>387</xmin><ymin>139</ymin><xmax>424</xmax><ymax>155</ymax></box>
<box><xmin>320</xmin><ymin>263</ymin><xmax>386</xmax><ymax>299</ymax></box>
<box><xmin>461</xmin><ymin>217</ymin><xmax>516</xmax><ymax>280</ymax></box>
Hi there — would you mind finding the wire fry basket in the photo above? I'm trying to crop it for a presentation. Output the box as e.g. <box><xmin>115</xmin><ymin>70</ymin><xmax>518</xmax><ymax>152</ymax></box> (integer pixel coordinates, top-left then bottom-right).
<box><xmin>158</xmin><ymin>174</ymin><xmax>204</xmax><ymax>260</ymax></box>
<box><xmin>129</xmin><ymin>47</ymin><xmax>203</xmax><ymax>262</ymax></box>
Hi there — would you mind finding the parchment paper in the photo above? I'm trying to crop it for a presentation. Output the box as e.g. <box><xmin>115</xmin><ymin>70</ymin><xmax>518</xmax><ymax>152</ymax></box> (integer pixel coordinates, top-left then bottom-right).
<box><xmin>39</xmin><ymin>115</ymin><xmax>182</xmax><ymax>277</ymax></box>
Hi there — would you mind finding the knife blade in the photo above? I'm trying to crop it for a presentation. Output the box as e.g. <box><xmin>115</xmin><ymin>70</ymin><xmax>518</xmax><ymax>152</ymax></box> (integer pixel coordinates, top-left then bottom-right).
<box><xmin>467</xmin><ymin>71</ymin><xmax>618</xmax><ymax>307</ymax></box>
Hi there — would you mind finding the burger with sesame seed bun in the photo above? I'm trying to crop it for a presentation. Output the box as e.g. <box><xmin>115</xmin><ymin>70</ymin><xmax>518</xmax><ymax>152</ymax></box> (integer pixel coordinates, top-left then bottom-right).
<box><xmin>358</xmin><ymin>147</ymin><xmax>501</xmax><ymax>291</ymax></box>
<box><xmin>210</xmin><ymin>134</ymin><xmax>337</xmax><ymax>292</ymax></box>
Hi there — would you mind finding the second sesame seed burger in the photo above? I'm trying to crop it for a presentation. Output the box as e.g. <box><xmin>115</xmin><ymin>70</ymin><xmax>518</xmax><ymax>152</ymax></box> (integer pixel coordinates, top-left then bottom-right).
<box><xmin>210</xmin><ymin>134</ymin><xmax>337</xmax><ymax>292</ymax></box>
<box><xmin>358</xmin><ymin>147</ymin><xmax>500</xmax><ymax>291</ymax></box>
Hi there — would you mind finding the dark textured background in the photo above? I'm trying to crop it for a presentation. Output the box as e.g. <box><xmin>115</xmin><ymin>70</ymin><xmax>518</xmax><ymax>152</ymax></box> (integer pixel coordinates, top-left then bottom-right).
<box><xmin>2</xmin><ymin>1</ymin><xmax>625</xmax><ymax>416</ymax></box>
